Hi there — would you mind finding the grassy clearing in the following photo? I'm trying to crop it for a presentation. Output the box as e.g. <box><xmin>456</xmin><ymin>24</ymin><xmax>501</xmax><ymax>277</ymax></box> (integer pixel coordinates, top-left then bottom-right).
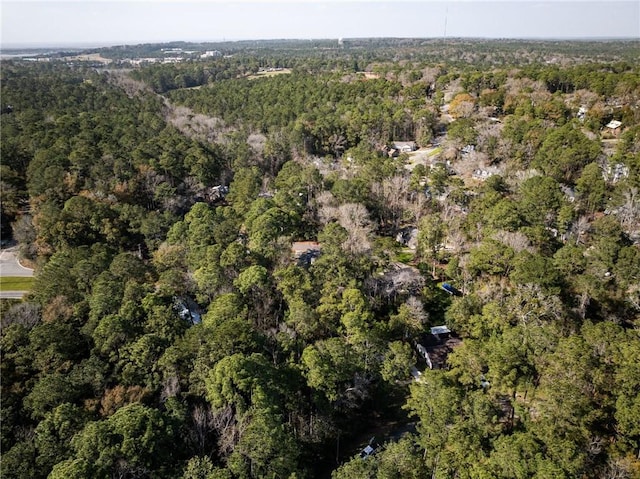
<box><xmin>0</xmin><ymin>277</ymin><xmax>35</xmax><ymax>291</ymax></box>
<box><xmin>247</xmin><ymin>69</ymin><xmax>292</xmax><ymax>80</ymax></box>
<box><xmin>396</xmin><ymin>250</ymin><xmax>415</xmax><ymax>264</ymax></box>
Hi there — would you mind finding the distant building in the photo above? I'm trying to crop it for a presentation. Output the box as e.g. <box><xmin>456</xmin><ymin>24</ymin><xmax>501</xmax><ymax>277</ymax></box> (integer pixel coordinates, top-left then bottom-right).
<box><xmin>472</xmin><ymin>169</ymin><xmax>494</xmax><ymax>180</ymax></box>
<box><xmin>127</xmin><ymin>58</ymin><xmax>161</xmax><ymax>66</ymax></box>
<box><xmin>162</xmin><ymin>57</ymin><xmax>184</xmax><ymax>64</ymax></box>
<box><xmin>201</xmin><ymin>50</ymin><xmax>222</xmax><ymax>59</ymax></box>
<box><xmin>461</xmin><ymin>144</ymin><xmax>475</xmax><ymax>155</ymax></box>
<box><xmin>392</xmin><ymin>141</ymin><xmax>417</xmax><ymax>153</ymax></box>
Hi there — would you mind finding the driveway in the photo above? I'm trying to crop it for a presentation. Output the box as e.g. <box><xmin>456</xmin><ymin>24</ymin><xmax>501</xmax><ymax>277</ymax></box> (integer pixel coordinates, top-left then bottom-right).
<box><xmin>404</xmin><ymin>146</ymin><xmax>443</xmax><ymax>171</ymax></box>
<box><xmin>0</xmin><ymin>246</ymin><xmax>34</xmax><ymax>277</ymax></box>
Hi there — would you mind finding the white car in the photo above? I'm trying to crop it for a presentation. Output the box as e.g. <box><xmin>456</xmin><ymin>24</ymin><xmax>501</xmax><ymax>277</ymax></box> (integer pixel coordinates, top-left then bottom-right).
<box><xmin>360</xmin><ymin>445</ymin><xmax>375</xmax><ymax>459</ymax></box>
<box><xmin>360</xmin><ymin>437</ymin><xmax>378</xmax><ymax>459</ymax></box>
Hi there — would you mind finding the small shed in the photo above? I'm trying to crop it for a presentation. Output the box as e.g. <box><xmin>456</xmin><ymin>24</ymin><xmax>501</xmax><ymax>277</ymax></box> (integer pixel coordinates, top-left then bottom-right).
<box><xmin>604</xmin><ymin>120</ymin><xmax>622</xmax><ymax>137</ymax></box>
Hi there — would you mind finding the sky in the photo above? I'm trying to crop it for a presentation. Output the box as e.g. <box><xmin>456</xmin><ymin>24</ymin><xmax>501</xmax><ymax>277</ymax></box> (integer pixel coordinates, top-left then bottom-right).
<box><xmin>1</xmin><ymin>0</ymin><xmax>639</xmax><ymax>48</ymax></box>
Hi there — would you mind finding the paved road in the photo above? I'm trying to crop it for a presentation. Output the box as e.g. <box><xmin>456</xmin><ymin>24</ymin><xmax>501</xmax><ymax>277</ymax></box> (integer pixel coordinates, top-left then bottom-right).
<box><xmin>0</xmin><ymin>247</ymin><xmax>34</xmax><ymax>277</ymax></box>
<box><xmin>0</xmin><ymin>247</ymin><xmax>34</xmax><ymax>300</ymax></box>
<box><xmin>0</xmin><ymin>291</ymin><xmax>30</xmax><ymax>300</ymax></box>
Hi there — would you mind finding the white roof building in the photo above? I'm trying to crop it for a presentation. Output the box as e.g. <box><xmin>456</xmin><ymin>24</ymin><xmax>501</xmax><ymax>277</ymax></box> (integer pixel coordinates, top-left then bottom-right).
<box><xmin>392</xmin><ymin>141</ymin><xmax>417</xmax><ymax>152</ymax></box>
<box><xmin>430</xmin><ymin>325</ymin><xmax>452</xmax><ymax>335</ymax></box>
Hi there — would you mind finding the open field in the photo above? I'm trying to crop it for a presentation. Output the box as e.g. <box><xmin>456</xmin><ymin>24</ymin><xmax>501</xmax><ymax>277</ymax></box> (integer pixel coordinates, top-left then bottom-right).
<box><xmin>247</xmin><ymin>68</ymin><xmax>292</xmax><ymax>79</ymax></box>
<box><xmin>62</xmin><ymin>53</ymin><xmax>113</xmax><ymax>64</ymax></box>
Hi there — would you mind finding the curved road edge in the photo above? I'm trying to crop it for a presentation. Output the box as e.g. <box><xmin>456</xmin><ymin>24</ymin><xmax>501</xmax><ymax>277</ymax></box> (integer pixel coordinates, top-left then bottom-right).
<box><xmin>0</xmin><ymin>246</ymin><xmax>35</xmax><ymax>277</ymax></box>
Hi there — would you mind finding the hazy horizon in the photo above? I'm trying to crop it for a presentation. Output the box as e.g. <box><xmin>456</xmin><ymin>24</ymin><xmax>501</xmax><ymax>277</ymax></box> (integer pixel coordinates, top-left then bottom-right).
<box><xmin>2</xmin><ymin>1</ymin><xmax>638</xmax><ymax>49</ymax></box>
<box><xmin>2</xmin><ymin>35</ymin><xmax>639</xmax><ymax>52</ymax></box>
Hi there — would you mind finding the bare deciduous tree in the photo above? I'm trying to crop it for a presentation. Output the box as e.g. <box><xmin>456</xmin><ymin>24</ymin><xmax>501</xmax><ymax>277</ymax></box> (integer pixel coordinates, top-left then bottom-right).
<box><xmin>42</xmin><ymin>295</ymin><xmax>74</xmax><ymax>323</ymax></box>
<box><xmin>601</xmin><ymin>456</ymin><xmax>635</xmax><ymax>479</ymax></box>
<box><xmin>106</xmin><ymin>70</ymin><xmax>151</xmax><ymax>98</ymax></box>
<box><xmin>566</xmin><ymin>88</ymin><xmax>600</xmax><ymax>110</ymax></box>
<box><xmin>406</xmin><ymin>190</ymin><xmax>428</xmax><ymax>225</ymax></box>
<box><xmin>337</xmin><ymin>203</ymin><xmax>372</xmax><ymax>255</ymax></box>
<box><xmin>212</xmin><ymin>405</ymin><xmax>247</xmax><ymax>457</ymax></box>
<box><xmin>1</xmin><ymin>302</ymin><xmax>41</xmax><ymax>329</ymax></box>
<box><xmin>493</xmin><ymin>230</ymin><xmax>535</xmax><ymax>253</ymax></box>
<box><xmin>476</xmin><ymin>122</ymin><xmax>503</xmax><ymax>151</ymax></box>
<box><xmin>372</xmin><ymin>175</ymin><xmax>411</xmax><ymax>232</ymax></box>
<box><xmin>316</xmin><ymin>191</ymin><xmax>339</xmax><ymax>226</ymax></box>
<box><xmin>615</xmin><ymin>187</ymin><xmax>640</xmax><ymax>236</ymax></box>
<box><xmin>504</xmin><ymin>77</ymin><xmax>547</xmax><ymax>105</ymax></box>
<box><xmin>191</xmin><ymin>403</ymin><xmax>213</xmax><ymax>456</ymax></box>
<box><xmin>114</xmin><ymin>459</ymin><xmax>149</xmax><ymax>479</ymax></box>
<box><xmin>160</xmin><ymin>375</ymin><xmax>180</xmax><ymax>402</ymax></box>
<box><xmin>421</xmin><ymin>66</ymin><xmax>441</xmax><ymax>86</ymax></box>
<box><xmin>164</xmin><ymin>103</ymin><xmax>227</xmax><ymax>144</ymax></box>
<box><xmin>405</xmin><ymin>296</ymin><xmax>428</xmax><ymax>326</ymax></box>
<box><xmin>446</xmin><ymin>227</ymin><xmax>468</xmax><ymax>255</ymax></box>
<box><xmin>247</xmin><ymin>133</ymin><xmax>266</xmax><ymax>157</ymax></box>
<box><xmin>571</xmin><ymin>215</ymin><xmax>592</xmax><ymax>245</ymax></box>
<box><xmin>327</xmin><ymin>133</ymin><xmax>347</xmax><ymax>158</ymax></box>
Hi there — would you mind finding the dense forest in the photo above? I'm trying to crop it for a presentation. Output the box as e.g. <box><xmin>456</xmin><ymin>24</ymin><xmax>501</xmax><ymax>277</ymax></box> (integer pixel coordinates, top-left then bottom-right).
<box><xmin>1</xmin><ymin>39</ymin><xmax>639</xmax><ymax>479</ymax></box>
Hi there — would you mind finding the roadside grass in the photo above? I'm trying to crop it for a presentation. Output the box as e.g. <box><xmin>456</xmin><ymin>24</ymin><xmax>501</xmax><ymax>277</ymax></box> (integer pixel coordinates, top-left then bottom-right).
<box><xmin>0</xmin><ymin>277</ymin><xmax>35</xmax><ymax>291</ymax></box>
<box><xmin>428</xmin><ymin>146</ymin><xmax>443</xmax><ymax>156</ymax></box>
